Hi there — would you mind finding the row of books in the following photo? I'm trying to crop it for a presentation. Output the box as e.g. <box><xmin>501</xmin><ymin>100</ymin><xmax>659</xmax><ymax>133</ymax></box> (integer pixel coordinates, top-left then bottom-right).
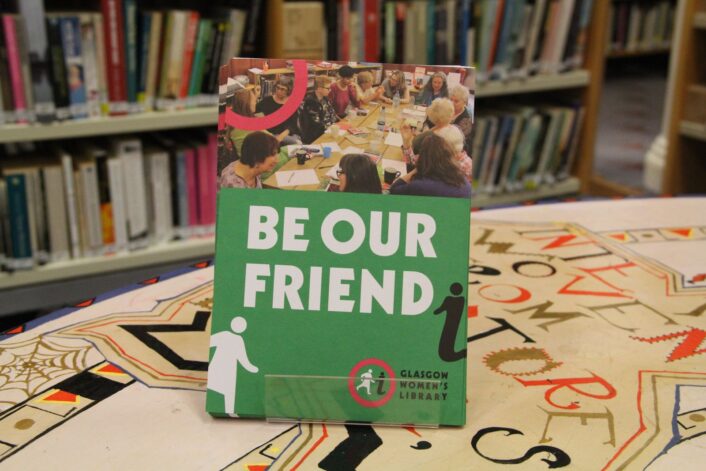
<box><xmin>471</xmin><ymin>102</ymin><xmax>585</xmax><ymax>195</ymax></box>
<box><xmin>606</xmin><ymin>0</ymin><xmax>675</xmax><ymax>54</ymax></box>
<box><xmin>0</xmin><ymin>132</ymin><xmax>217</xmax><ymax>271</ymax></box>
<box><xmin>0</xmin><ymin>0</ymin><xmax>263</xmax><ymax>125</ymax></box>
<box><xmin>327</xmin><ymin>0</ymin><xmax>594</xmax><ymax>82</ymax></box>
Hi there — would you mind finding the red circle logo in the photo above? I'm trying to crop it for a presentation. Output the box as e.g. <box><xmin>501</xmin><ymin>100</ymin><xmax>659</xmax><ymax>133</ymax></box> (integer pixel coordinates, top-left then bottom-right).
<box><xmin>348</xmin><ymin>358</ymin><xmax>396</xmax><ymax>408</ymax></box>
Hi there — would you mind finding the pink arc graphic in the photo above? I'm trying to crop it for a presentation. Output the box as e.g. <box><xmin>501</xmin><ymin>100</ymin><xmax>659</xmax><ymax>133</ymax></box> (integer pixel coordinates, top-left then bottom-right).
<box><xmin>223</xmin><ymin>59</ymin><xmax>309</xmax><ymax>131</ymax></box>
<box><xmin>348</xmin><ymin>358</ymin><xmax>397</xmax><ymax>408</ymax></box>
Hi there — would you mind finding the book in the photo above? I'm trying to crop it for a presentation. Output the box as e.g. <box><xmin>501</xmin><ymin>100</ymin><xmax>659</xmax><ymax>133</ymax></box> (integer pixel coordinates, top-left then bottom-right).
<box><xmin>55</xmin><ymin>15</ymin><xmax>88</xmax><ymax>119</ymax></box>
<box><xmin>101</xmin><ymin>0</ymin><xmax>128</xmax><ymax>115</ymax></box>
<box><xmin>4</xmin><ymin>173</ymin><xmax>33</xmax><ymax>268</ymax></box>
<box><xmin>2</xmin><ymin>15</ymin><xmax>30</xmax><ymax>123</ymax></box>
<box><xmin>18</xmin><ymin>0</ymin><xmax>55</xmax><ymax>122</ymax></box>
<box><xmin>207</xmin><ymin>189</ymin><xmax>470</xmax><ymax>425</ymax></box>
<box><xmin>41</xmin><ymin>162</ymin><xmax>70</xmax><ymax>262</ymax></box>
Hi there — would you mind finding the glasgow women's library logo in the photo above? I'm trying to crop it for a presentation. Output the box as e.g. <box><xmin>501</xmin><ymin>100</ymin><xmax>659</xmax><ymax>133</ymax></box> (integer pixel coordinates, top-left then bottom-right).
<box><xmin>348</xmin><ymin>358</ymin><xmax>397</xmax><ymax>408</ymax></box>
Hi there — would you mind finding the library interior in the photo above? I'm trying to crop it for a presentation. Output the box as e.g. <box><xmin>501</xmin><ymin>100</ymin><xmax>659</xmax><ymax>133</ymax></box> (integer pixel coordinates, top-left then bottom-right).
<box><xmin>0</xmin><ymin>0</ymin><xmax>705</xmax><ymax>469</ymax></box>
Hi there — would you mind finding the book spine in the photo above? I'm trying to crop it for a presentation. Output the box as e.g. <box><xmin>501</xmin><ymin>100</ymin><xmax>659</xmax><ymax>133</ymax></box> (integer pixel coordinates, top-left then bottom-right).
<box><xmin>206</xmin><ymin>132</ymin><xmax>218</xmax><ymax>227</ymax></box>
<box><xmin>2</xmin><ymin>15</ymin><xmax>29</xmax><ymax>123</ymax></box>
<box><xmin>188</xmin><ymin>19</ymin><xmax>212</xmax><ymax>99</ymax></box>
<box><xmin>94</xmin><ymin>154</ymin><xmax>115</xmax><ymax>249</ymax></box>
<box><xmin>46</xmin><ymin>17</ymin><xmax>71</xmax><ymax>120</ymax></box>
<box><xmin>61</xmin><ymin>153</ymin><xmax>81</xmax><ymax>259</ymax></box>
<box><xmin>426</xmin><ymin>1</ymin><xmax>435</xmax><ymax>64</ymax></box>
<box><xmin>241</xmin><ymin>0</ymin><xmax>264</xmax><ymax>56</ymax></box>
<box><xmin>339</xmin><ymin>0</ymin><xmax>350</xmax><ymax>61</ymax></box>
<box><xmin>59</xmin><ymin>16</ymin><xmax>89</xmax><ymax>119</ymax></box>
<box><xmin>5</xmin><ymin>174</ymin><xmax>33</xmax><ymax>265</ymax></box>
<box><xmin>196</xmin><ymin>143</ymin><xmax>210</xmax><ymax>227</ymax></box>
<box><xmin>0</xmin><ymin>18</ymin><xmax>14</xmax><ymax>124</ymax></box>
<box><xmin>151</xmin><ymin>151</ymin><xmax>173</xmax><ymax>243</ymax></box>
<box><xmin>14</xmin><ymin>16</ymin><xmax>36</xmax><ymax>123</ymax></box>
<box><xmin>123</xmin><ymin>0</ymin><xmax>138</xmax><ymax>112</ymax></box>
<box><xmin>179</xmin><ymin>11</ymin><xmax>200</xmax><ymax>100</ymax></box>
<box><xmin>92</xmin><ymin>13</ymin><xmax>109</xmax><ymax>116</ymax></box>
<box><xmin>80</xmin><ymin>161</ymin><xmax>104</xmax><ymax>255</ymax></box>
<box><xmin>107</xmin><ymin>158</ymin><xmax>128</xmax><ymax>251</ymax></box>
<box><xmin>185</xmin><ymin>148</ymin><xmax>199</xmax><ymax>228</ymax></box>
<box><xmin>18</xmin><ymin>0</ymin><xmax>56</xmax><ymax>122</ymax></box>
<box><xmin>136</xmin><ymin>11</ymin><xmax>151</xmax><ymax>110</ymax></box>
<box><xmin>175</xmin><ymin>149</ymin><xmax>189</xmax><ymax>234</ymax></box>
<box><xmin>118</xmin><ymin>140</ymin><xmax>148</xmax><ymax>245</ymax></box>
<box><xmin>364</xmin><ymin>0</ymin><xmax>380</xmax><ymax>62</ymax></box>
<box><xmin>79</xmin><ymin>14</ymin><xmax>102</xmax><ymax>118</ymax></box>
<box><xmin>101</xmin><ymin>0</ymin><xmax>128</xmax><ymax>115</ymax></box>
<box><xmin>144</xmin><ymin>11</ymin><xmax>162</xmax><ymax>111</ymax></box>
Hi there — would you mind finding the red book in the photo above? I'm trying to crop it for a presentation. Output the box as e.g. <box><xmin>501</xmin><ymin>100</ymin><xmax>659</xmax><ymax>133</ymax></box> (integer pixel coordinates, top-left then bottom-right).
<box><xmin>363</xmin><ymin>0</ymin><xmax>380</xmax><ymax>62</ymax></box>
<box><xmin>1</xmin><ymin>15</ymin><xmax>28</xmax><ymax>123</ymax></box>
<box><xmin>338</xmin><ymin>0</ymin><xmax>350</xmax><ymax>61</ymax></box>
<box><xmin>179</xmin><ymin>11</ymin><xmax>200</xmax><ymax>99</ymax></box>
<box><xmin>101</xmin><ymin>0</ymin><xmax>128</xmax><ymax>115</ymax></box>
<box><xmin>205</xmin><ymin>132</ymin><xmax>218</xmax><ymax>226</ymax></box>
<box><xmin>487</xmin><ymin>0</ymin><xmax>506</xmax><ymax>71</ymax></box>
<box><xmin>196</xmin><ymin>142</ymin><xmax>210</xmax><ymax>226</ymax></box>
<box><xmin>184</xmin><ymin>147</ymin><xmax>199</xmax><ymax>228</ymax></box>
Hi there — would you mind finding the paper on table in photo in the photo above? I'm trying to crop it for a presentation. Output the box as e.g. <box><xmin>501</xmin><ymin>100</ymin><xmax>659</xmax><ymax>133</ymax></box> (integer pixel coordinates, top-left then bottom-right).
<box><xmin>402</xmin><ymin>108</ymin><xmax>426</xmax><ymax>120</ymax></box>
<box><xmin>275</xmin><ymin>169</ymin><xmax>320</xmax><ymax>187</ymax></box>
<box><xmin>325</xmin><ymin>164</ymin><xmax>341</xmax><ymax>179</ymax></box>
<box><xmin>342</xmin><ymin>146</ymin><xmax>365</xmax><ymax>155</ymax></box>
<box><xmin>381</xmin><ymin>159</ymin><xmax>407</xmax><ymax>176</ymax></box>
<box><xmin>384</xmin><ymin>132</ymin><xmax>403</xmax><ymax>147</ymax></box>
<box><xmin>346</xmin><ymin>135</ymin><xmax>368</xmax><ymax>146</ymax></box>
<box><xmin>286</xmin><ymin>144</ymin><xmax>322</xmax><ymax>156</ymax></box>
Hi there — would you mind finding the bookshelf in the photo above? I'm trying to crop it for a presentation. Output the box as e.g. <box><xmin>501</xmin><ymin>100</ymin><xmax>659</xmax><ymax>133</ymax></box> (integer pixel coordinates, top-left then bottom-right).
<box><xmin>662</xmin><ymin>0</ymin><xmax>706</xmax><ymax>194</ymax></box>
<box><xmin>0</xmin><ymin>0</ymin><xmax>615</xmax><ymax>314</ymax></box>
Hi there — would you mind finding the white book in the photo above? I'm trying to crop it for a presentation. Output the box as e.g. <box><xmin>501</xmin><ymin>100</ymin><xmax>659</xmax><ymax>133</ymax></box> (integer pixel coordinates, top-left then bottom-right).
<box><xmin>523</xmin><ymin>0</ymin><xmax>547</xmax><ymax>75</ymax></box>
<box><xmin>221</xmin><ymin>9</ymin><xmax>247</xmax><ymax>65</ymax></box>
<box><xmin>78</xmin><ymin>157</ymin><xmax>103</xmax><ymax>256</ymax></box>
<box><xmin>92</xmin><ymin>13</ymin><xmax>108</xmax><ymax>115</ymax></box>
<box><xmin>107</xmin><ymin>158</ymin><xmax>128</xmax><ymax>252</ymax></box>
<box><xmin>147</xmin><ymin>150</ymin><xmax>173</xmax><ymax>244</ymax></box>
<box><xmin>547</xmin><ymin>0</ymin><xmax>575</xmax><ymax>74</ymax></box>
<box><xmin>626</xmin><ymin>4</ymin><xmax>642</xmax><ymax>52</ymax></box>
<box><xmin>42</xmin><ymin>165</ymin><xmax>70</xmax><ymax>262</ymax></box>
<box><xmin>114</xmin><ymin>139</ymin><xmax>149</xmax><ymax>247</ymax></box>
<box><xmin>79</xmin><ymin>13</ymin><xmax>101</xmax><ymax>118</ymax></box>
<box><xmin>60</xmin><ymin>151</ymin><xmax>81</xmax><ymax>258</ymax></box>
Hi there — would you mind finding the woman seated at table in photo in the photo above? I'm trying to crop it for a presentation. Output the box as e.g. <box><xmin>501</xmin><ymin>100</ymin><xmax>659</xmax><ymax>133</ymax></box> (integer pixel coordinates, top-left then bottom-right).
<box><xmin>449</xmin><ymin>84</ymin><xmax>473</xmax><ymax>155</ymax></box>
<box><xmin>390</xmin><ymin>133</ymin><xmax>471</xmax><ymax>199</ymax></box>
<box><xmin>356</xmin><ymin>71</ymin><xmax>383</xmax><ymax>105</ymax></box>
<box><xmin>416</xmin><ymin>72</ymin><xmax>448</xmax><ymax>107</ymax></box>
<box><xmin>328</xmin><ymin>65</ymin><xmax>360</xmax><ymax>118</ymax></box>
<box><xmin>229</xmin><ymin>86</ymin><xmax>290</xmax><ymax>156</ymax></box>
<box><xmin>435</xmin><ymin>124</ymin><xmax>473</xmax><ymax>183</ymax></box>
<box><xmin>300</xmin><ymin>76</ymin><xmax>339</xmax><ymax>144</ymax></box>
<box><xmin>401</xmin><ymin>98</ymin><xmax>456</xmax><ymax>165</ymax></box>
<box><xmin>219</xmin><ymin>131</ymin><xmax>280</xmax><ymax>189</ymax></box>
<box><xmin>255</xmin><ymin>76</ymin><xmax>301</xmax><ymax>145</ymax></box>
<box><xmin>379</xmin><ymin>70</ymin><xmax>411</xmax><ymax>105</ymax></box>
<box><xmin>336</xmin><ymin>153</ymin><xmax>382</xmax><ymax>194</ymax></box>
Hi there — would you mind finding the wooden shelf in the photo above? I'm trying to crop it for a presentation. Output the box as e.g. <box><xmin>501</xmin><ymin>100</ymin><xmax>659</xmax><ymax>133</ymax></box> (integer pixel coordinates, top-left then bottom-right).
<box><xmin>0</xmin><ymin>237</ymin><xmax>214</xmax><ymax>290</ymax></box>
<box><xmin>472</xmin><ymin>177</ymin><xmax>580</xmax><ymax>208</ymax></box>
<box><xmin>680</xmin><ymin>120</ymin><xmax>706</xmax><ymax>141</ymax></box>
<box><xmin>476</xmin><ymin>70</ymin><xmax>591</xmax><ymax>98</ymax></box>
<box><xmin>606</xmin><ymin>47</ymin><xmax>671</xmax><ymax>58</ymax></box>
<box><xmin>0</xmin><ymin>107</ymin><xmax>217</xmax><ymax>144</ymax></box>
<box><xmin>695</xmin><ymin>12</ymin><xmax>706</xmax><ymax>29</ymax></box>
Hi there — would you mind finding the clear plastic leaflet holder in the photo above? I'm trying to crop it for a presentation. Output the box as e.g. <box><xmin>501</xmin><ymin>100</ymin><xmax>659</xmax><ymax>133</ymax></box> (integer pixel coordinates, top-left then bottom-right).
<box><xmin>264</xmin><ymin>374</ymin><xmax>442</xmax><ymax>428</ymax></box>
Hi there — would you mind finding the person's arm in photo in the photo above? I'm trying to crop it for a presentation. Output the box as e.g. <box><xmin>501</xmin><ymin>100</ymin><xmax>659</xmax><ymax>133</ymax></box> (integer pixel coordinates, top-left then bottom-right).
<box><xmin>400</xmin><ymin>85</ymin><xmax>411</xmax><ymax>104</ymax></box>
<box><xmin>349</xmin><ymin>83</ymin><xmax>360</xmax><ymax>108</ymax></box>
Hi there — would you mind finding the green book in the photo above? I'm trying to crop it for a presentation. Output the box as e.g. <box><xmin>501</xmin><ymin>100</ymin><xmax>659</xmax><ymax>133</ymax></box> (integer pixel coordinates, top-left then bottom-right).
<box><xmin>206</xmin><ymin>189</ymin><xmax>470</xmax><ymax>426</ymax></box>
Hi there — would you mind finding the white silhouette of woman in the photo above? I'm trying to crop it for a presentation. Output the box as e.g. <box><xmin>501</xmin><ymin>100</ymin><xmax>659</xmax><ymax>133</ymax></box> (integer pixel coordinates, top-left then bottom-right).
<box><xmin>207</xmin><ymin>316</ymin><xmax>258</xmax><ymax>416</ymax></box>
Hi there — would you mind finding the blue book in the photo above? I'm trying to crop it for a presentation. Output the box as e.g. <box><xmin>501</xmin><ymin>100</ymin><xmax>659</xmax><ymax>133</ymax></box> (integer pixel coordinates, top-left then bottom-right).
<box><xmin>458</xmin><ymin>0</ymin><xmax>471</xmax><ymax>65</ymax></box>
<box><xmin>137</xmin><ymin>11</ymin><xmax>152</xmax><ymax>106</ymax></box>
<box><xmin>58</xmin><ymin>16</ymin><xmax>88</xmax><ymax>119</ymax></box>
<box><xmin>5</xmin><ymin>174</ymin><xmax>32</xmax><ymax>261</ymax></box>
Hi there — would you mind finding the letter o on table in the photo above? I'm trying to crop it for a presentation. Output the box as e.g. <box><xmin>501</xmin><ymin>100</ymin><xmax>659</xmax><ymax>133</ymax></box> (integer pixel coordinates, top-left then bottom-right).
<box><xmin>321</xmin><ymin>209</ymin><xmax>366</xmax><ymax>255</ymax></box>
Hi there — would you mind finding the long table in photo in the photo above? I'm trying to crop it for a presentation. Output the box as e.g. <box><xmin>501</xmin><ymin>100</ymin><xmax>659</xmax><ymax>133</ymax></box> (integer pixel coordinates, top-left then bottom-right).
<box><xmin>263</xmin><ymin>102</ymin><xmax>408</xmax><ymax>190</ymax></box>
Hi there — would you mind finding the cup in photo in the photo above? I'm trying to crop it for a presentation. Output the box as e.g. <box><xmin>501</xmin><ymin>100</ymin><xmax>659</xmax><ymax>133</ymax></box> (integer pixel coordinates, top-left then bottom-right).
<box><xmin>323</xmin><ymin>146</ymin><xmax>332</xmax><ymax>158</ymax></box>
<box><xmin>330</xmin><ymin>124</ymin><xmax>340</xmax><ymax>137</ymax></box>
<box><xmin>295</xmin><ymin>149</ymin><xmax>309</xmax><ymax>165</ymax></box>
<box><xmin>384</xmin><ymin>167</ymin><xmax>401</xmax><ymax>184</ymax></box>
